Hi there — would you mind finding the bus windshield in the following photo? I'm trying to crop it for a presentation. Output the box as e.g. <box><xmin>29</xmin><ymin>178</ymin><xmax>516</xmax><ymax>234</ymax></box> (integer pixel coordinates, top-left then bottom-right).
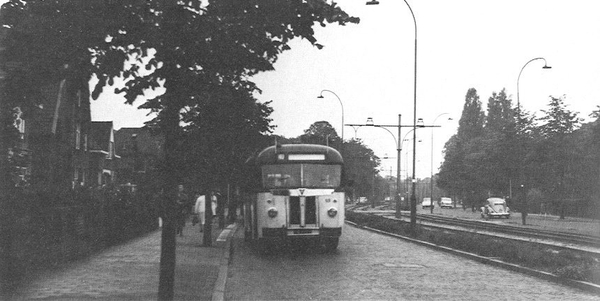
<box><xmin>262</xmin><ymin>164</ymin><xmax>341</xmax><ymax>189</ymax></box>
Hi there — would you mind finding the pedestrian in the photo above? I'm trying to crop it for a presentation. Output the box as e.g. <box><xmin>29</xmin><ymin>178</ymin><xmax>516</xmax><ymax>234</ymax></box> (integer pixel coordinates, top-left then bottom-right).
<box><xmin>176</xmin><ymin>184</ymin><xmax>189</xmax><ymax>236</ymax></box>
<box><xmin>211</xmin><ymin>191</ymin><xmax>218</xmax><ymax>218</ymax></box>
<box><xmin>194</xmin><ymin>193</ymin><xmax>206</xmax><ymax>232</ymax></box>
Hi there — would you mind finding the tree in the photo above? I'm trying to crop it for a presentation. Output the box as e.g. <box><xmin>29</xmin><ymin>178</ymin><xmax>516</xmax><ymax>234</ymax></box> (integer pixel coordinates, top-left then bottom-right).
<box><xmin>438</xmin><ymin>88</ymin><xmax>486</xmax><ymax>209</ymax></box>
<box><xmin>299</xmin><ymin>120</ymin><xmax>340</xmax><ymax>146</ymax></box>
<box><xmin>569</xmin><ymin>115</ymin><xmax>599</xmax><ymax>217</ymax></box>
<box><xmin>182</xmin><ymin>87</ymin><xmax>274</xmax><ymax>190</ymax></box>
<box><xmin>480</xmin><ymin>88</ymin><xmax>517</xmax><ymax>196</ymax></box>
<box><xmin>437</xmin><ymin>135</ymin><xmax>465</xmax><ymax>198</ymax></box>
<box><xmin>457</xmin><ymin>88</ymin><xmax>485</xmax><ymax>140</ymax></box>
<box><xmin>180</xmin><ymin>86</ymin><xmax>274</xmax><ymax>240</ymax></box>
<box><xmin>295</xmin><ymin>121</ymin><xmax>380</xmax><ymax>201</ymax></box>
<box><xmin>340</xmin><ymin>138</ymin><xmax>380</xmax><ymax>202</ymax></box>
<box><xmin>530</xmin><ymin>95</ymin><xmax>581</xmax><ymax>219</ymax></box>
<box><xmin>485</xmin><ymin>88</ymin><xmax>514</xmax><ymax>134</ymax></box>
<box><xmin>1</xmin><ymin>1</ymin><xmax>359</xmax><ymax>299</ymax></box>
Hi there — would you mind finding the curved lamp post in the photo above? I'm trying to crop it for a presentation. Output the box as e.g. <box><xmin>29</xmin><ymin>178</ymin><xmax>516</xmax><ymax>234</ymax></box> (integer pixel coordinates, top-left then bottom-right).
<box><xmin>429</xmin><ymin>113</ymin><xmax>451</xmax><ymax>214</ymax></box>
<box><xmin>372</xmin><ymin>125</ymin><xmax>397</xmax><ymax>208</ymax></box>
<box><xmin>517</xmin><ymin>58</ymin><xmax>551</xmax><ymax>114</ymax></box>
<box><xmin>347</xmin><ymin>115</ymin><xmax>434</xmax><ymax>217</ymax></box>
<box><xmin>367</xmin><ymin>0</ymin><xmax>419</xmax><ymax>235</ymax></box>
<box><xmin>318</xmin><ymin>90</ymin><xmax>344</xmax><ymax>145</ymax></box>
<box><xmin>364</xmin><ymin>117</ymin><xmax>399</xmax><ymax>209</ymax></box>
<box><xmin>516</xmin><ymin>57</ymin><xmax>551</xmax><ymax>225</ymax></box>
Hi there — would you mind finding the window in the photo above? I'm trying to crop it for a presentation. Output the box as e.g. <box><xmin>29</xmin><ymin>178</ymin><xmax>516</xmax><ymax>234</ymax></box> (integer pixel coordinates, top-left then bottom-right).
<box><xmin>261</xmin><ymin>164</ymin><xmax>341</xmax><ymax>189</ymax></box>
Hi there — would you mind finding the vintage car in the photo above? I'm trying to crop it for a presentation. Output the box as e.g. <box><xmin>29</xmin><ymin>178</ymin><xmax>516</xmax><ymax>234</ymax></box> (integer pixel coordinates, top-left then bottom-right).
<box><xmin>480</xmin><ymin>197</ymin><xmax>510</xmax><ymax>219</ymax></box>
<box><xmin>440</xmin><ymin>197</ymin><xmax>453</xmax><ymax>208</ymax></box>
<box><xmin>422</xmin><ymin>197</ymin><xmax>434</xmax><ymax>209</ymax></box>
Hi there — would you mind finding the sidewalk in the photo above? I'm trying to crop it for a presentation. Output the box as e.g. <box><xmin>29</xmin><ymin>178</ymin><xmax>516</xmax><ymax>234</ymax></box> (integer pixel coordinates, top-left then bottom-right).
<box><xmin>10</xmin><ymin>220</ymin><xmax>237</xmax><ymax>300</ymax></box>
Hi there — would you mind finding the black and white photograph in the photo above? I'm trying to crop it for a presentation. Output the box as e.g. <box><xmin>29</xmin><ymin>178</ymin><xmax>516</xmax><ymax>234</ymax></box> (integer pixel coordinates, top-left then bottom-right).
<box><xmin>1</xmin><ymin>0</ymin><xmax>599</xmax><ymax>300</ymax></box>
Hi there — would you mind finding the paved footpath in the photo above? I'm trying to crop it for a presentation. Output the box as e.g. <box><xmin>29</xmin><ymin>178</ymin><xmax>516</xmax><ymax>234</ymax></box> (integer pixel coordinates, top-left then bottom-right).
<box><xmin>9</xmin><ymin>221</ymin><xmax>237</xmax><ymax>301</ymax></box>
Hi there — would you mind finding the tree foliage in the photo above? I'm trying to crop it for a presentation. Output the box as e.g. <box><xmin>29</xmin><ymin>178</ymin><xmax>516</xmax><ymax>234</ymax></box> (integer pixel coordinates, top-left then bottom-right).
<box><xmin>299</xmin><ymin>120</ymin><xmax>340</xmax><ymax>146</ymax></box>
<box><xmin>339</xmin><ymin>138</ymin><xmax>381</xmax><ymax>201</ymax></box>
<box><xmin>438</xmin><ymin>87</ymin><xmax>598</xmax><ymax>218</ymax></box>
<box><xmin>180</xmin><ymin>86</ymin><xmax>275</xmax><ymax>191</ymax></box>
<box><xmin>457</xmin><ymin>88</ymin><xmax>485</xmax><ymax>140</ymax></box>
<box><xmin>1</xmin><ymin>0</ymin><xmax>359</xmax><ymax>190</ymax></box>
<box><xmin>438</xmin><ymin>88</ymin><xmax>487</xmax><ymax>208</ymax></box>
<box><xmin>528</xmin><ymin>96</ymin><xmax>582</xmax><ymax>215</ymax></box>
<box><xmin>290</xmin><ymin>121</ymin><xmax>382</xmax><ymax>201</ymax></box>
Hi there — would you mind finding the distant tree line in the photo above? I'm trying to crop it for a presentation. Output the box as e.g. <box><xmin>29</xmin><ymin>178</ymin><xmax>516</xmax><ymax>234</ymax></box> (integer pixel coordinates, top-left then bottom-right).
<box><xmin>438</xmin><ymin>87</ymin><xmax>600</xmax><ymax>218</ymax></box>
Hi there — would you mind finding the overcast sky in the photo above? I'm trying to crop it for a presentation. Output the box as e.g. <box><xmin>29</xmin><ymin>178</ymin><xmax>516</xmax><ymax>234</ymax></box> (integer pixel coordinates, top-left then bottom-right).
<box><xmin>5</xmin><ymin>0</ymin><xmax>598</xmax><ymax>179</ymax></box>
<box><xmin>246</xmin><ymin>0</ymin><xmax>600</xmax><ymax>179</ymax></box>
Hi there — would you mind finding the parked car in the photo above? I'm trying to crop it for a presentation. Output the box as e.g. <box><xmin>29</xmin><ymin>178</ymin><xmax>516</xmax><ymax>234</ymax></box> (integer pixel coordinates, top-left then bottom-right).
<box><xmin>440</xmin><ymin>197</ymin><xmax>453</xmax><ymax>208</ymax></box>
<box><xmin>422</xmin><ymin>197</ymin><xmax>434</xmax><ymax>209</ymax></box>
<box><xmin>480</xmin><ymin>197</ymin><xmax>510</xmax><ymax>219</ymax></box>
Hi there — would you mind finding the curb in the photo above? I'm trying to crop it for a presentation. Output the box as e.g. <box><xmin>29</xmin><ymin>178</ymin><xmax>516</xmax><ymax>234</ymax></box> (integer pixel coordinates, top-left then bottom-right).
<box><xmin>211</xmin><ymin>223</ymin><xmax>238</xmax><ymax>301</ymax></box>
<box><xmin>345</xmin><ymin>220</ymin><xmax>600</xmax><ymax>296</ymax></box>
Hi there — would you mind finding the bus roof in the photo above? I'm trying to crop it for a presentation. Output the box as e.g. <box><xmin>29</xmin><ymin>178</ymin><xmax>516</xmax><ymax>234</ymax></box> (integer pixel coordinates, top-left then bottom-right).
<box><xmin>254</xmin><ymin>144</ymin><xmax>343</xmax><ymax>165</ymax></box>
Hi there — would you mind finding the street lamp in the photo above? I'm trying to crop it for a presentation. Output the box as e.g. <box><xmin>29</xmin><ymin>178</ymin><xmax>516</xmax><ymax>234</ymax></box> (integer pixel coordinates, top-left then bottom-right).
<box><xmin>516</xmin><ymin>57</ymin><xmax>551</xmax><ymax>225</ymax></box>
<box><xmin>429</xmin><ymin>113</ymin><xmax>452</xmax><ymax>214</ymax></box>
<box><xmin>346</xmin><ymin>116</ymin><xmax>436</xmax><ymax>221</ymax></box>
<box><xmin>349</xmin><ymin>115</ymin><xmax>402</xmax><ymax>212</ymax></box>
<box><xmin>317</xmin><ymin>90</ymin><xmax>344</xmax><ymax>144</ymax></box>
<box><xmin>517</xmin><ymin>58</ymin><xmax>551</xmax><ymax>112</ymax></box>
<box><xmin>367</xmin><ymin>0</ymin><xmax>419</xmax><ymax>236</ymax></box>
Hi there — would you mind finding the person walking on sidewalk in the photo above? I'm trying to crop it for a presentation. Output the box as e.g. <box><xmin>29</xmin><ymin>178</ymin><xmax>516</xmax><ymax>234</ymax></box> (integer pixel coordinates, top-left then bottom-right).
<box><xmin>210</xmin><ymin>191</ymin><xmax>218</xmax><ymax>218</ymax></box>
<box><xmin>193</xmin><ymin>193</ymin><xmax>206</xmax><ymax>232</ymax></box>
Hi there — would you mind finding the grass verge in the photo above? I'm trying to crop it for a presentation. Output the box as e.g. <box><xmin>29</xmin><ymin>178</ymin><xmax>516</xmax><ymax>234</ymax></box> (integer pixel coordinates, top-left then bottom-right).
<box><xmin>346</xmin><ymin>211</ymin><xmax>600</xmax><ymax>285</ymax></box>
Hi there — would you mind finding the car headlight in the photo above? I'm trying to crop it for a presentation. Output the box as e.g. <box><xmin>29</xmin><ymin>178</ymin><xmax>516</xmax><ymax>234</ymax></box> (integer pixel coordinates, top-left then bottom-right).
<box><xmin>267</xmin><ymin>207</ymin><xmax>278</xmax><ymax>218</ymax></box>
<box><xmin>327</xmin><ymin>208</ymin><xmax>338</xmax><ymax>218</ymax></box>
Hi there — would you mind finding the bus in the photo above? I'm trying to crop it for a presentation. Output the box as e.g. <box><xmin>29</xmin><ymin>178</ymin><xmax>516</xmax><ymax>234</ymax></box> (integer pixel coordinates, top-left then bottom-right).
<box><xmin>243</xmin><ymin>144</ymin><xmax>345</xmax><ymax>252</ymax></box>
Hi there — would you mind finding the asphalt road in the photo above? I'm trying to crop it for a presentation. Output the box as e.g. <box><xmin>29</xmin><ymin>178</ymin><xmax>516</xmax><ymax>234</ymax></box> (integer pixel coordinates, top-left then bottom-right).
<box><xmin>225</xmin><ymin>223</ymin><xmax>600</xmax><ymax>300</ymax></box>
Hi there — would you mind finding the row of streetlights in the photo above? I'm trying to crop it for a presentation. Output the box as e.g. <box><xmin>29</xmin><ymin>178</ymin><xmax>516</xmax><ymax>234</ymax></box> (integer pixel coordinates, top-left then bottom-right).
<box><xmin>315</xmin><ymin>0</ymin><xmax>430</xmax><ymax>235</ymax></box>
<box><xmin>367</xmin><ymin>0</ymin><xmax>421</xmax><ymax>233</ymax></box>
<box><xmin>318</xmin><ymin>0</ymin><xmax>552</xmax><ymax>232</ymax></box>
<box><xmin>318</xmin><ymin>0</ymin><xmax>425</xmax><ymax>235</ymax></box>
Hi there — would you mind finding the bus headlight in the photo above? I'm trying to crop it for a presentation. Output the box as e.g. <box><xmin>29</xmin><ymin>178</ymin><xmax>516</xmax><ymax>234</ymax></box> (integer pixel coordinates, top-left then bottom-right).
<box><xmin>267</xmin><ymin>207</ymin><xmax>278</xmax><ymax>218</ymax></box>
<box><xmin>327</xmin><ymin>208</ymin><xmax>338</xmax><ymax>218</ymax></box>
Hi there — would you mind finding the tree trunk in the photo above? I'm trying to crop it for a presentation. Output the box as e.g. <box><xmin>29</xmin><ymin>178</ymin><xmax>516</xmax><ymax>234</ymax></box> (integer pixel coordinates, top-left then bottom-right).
<box><xmin>158</xmin><ymin>103</ymin><xmax>179</xmax><ymax>301</ymax></box>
